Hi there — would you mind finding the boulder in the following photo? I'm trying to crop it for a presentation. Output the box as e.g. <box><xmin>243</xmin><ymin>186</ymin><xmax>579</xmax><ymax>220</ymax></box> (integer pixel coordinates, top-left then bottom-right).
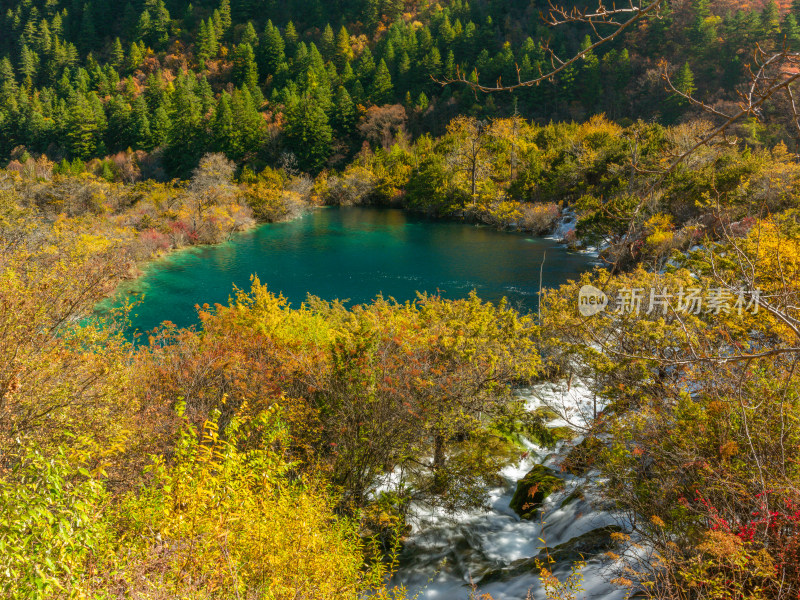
<box><xmin>477</xmin><ymin>525</ymin><xmax>624</xmax><ymax>585</ymax></box>
<box><xmin>509</xmin><ymin>464</ymin><xmax>565</xmax><ymax>520</ymax></box>
<box><xmin>562</xmin><ymin>436</ymin><xmax>603</xmax><ymax>476</ymax></box>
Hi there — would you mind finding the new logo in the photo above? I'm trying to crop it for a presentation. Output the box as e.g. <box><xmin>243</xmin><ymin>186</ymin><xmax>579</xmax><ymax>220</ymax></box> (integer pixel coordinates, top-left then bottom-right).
<box><xmin>578</xmin><ymin>285</ymin><xmax>608</xmax><ymax>316</ymax></box>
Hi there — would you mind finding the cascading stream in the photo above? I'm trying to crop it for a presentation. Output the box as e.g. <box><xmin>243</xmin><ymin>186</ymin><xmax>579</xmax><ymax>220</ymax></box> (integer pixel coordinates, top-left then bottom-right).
<box><xmin>392</xmin><ymin>384</ymin><xmax>628</xmax><ymax>600</ymax></box>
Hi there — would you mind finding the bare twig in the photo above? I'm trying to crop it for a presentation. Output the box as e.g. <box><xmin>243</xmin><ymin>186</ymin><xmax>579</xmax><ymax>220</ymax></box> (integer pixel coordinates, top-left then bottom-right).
<box><xmin>438</xmin><ymin>0</ymin><xmax>667</xmax><ymax>93</ymax></box>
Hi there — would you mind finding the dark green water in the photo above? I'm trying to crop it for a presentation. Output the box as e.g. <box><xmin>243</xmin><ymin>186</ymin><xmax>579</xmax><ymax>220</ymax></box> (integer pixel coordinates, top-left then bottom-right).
<box><xmin>112</xmin><ymin>207</ymin><xmax>592</xmax><ymax>335</ymax></box>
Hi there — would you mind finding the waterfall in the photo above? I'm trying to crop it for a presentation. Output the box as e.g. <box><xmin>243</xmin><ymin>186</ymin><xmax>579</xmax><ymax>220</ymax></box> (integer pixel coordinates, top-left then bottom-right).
<box><xmin>391</xmin><ymin>383</ymin><xmax>629</xmax><ymax>600</ymax></box>
<box><xmin>548</xmin><ymin>210</ymin><xmax>577</xmax><ymax>243</ymax></box>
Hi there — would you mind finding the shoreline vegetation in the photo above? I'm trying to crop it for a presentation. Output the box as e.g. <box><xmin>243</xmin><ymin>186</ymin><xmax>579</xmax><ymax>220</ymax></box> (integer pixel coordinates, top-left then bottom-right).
<box><xmin>7</xmin><ymin>111</ymin><xmax>799</xmax><ymax>281</ymax></box>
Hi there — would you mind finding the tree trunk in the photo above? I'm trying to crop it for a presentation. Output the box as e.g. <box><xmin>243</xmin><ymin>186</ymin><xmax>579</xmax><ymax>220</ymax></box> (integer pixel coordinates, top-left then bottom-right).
<box><xmin>433</xmin><ymin>433</ymin><xmax>446</xmax><ymax>492</ymax></box>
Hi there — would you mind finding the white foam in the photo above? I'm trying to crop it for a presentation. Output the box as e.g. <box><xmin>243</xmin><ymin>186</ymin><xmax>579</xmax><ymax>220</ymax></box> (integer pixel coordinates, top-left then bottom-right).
<box><xmin>389</xmin><ymin>380</ymin><xmax>628</xmax><ymax>600</ymax></box>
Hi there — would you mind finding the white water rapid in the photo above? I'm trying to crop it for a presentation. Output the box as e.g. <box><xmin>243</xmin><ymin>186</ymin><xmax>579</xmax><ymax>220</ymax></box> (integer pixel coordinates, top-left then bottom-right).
<box><xmin>549</xmin><ymin>211</ymin><xmax>578</xmax><ymax>243</ymax></box>
<box><xmin>391</xmin><ymin>384</ymin><xmax>629</xmax><ymax>600</ymax></box>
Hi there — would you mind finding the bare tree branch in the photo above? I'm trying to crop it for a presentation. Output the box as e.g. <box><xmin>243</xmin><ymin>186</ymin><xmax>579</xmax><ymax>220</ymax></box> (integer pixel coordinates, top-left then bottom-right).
<box><xmin>438</xmin><ymin>0</ymin><xmax>667</xmax><ymax>93</ymax></box>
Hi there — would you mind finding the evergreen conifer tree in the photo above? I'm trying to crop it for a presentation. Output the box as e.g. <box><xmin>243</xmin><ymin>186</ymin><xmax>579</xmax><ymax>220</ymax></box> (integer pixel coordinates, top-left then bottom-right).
<box><xmin>332</xmin><ymin>85</ymin><xmax>355</xmax><ymax>132</ymax></box>
<box><xmin>356</xmin><ymin>46</ymin><xmax>376</xmax><ymax>82</ymax></box>
<box><xmin>198</xmin><ymin>18</ymin><xmax>219</xmax><ymax>61</ymax></box>
<box><xmin>66</xmin><ymin>92</ymin><xmax>103</xmax><ymax>158</ymax></box>
<box><xmin>218</xmin><ymin>0</ymin><xmax>232</xmax><ymax>38</ymax></box>
<box><xmin>363</xmin><ymin>0</ymin><xmax>380</xmax><ymax>31</ymax></box>
<box><xmin>262</xmin><ymin>20</ymin><xmax>286</xmax><ymax>77</ymax></box>
<box><xmin>416</xmin><ymin>91</ymin><xmax>429</xmax><ymax>111</ymax></box>
<box><xmin>233</xmin><ymin>42</ymin><xmax>259</xmax><ymax>91</ymax></box>
<box><xmin>284</xmin><ymin>21</ymin><xmax>299</xmax><ymax>55</ymax></box>
<box><xmin>0</xmin><ymin>57</ymin><xmax>18</xmax><ymax>103</ymax></box>
<box><xmin>371</xmin><ymin>59</ymin><xmax>393</xmax><ymax>104</ymax></box>
<box><xmin>111</xmin><ymin>37</ymin><xmax>125</xmax><ymax>70</ymax></box>
<box><xmin>133</xmin><ymin>41</ymin><xmax>146</xmax><ymax>70</ymax></box>
<box><xmin>241</xmin><ymin>21</ymin><xmax>258</xmax><ymax>47</ymax></box>
<box><xmin>165</xmin><ymin>74</ymin><xmax>203</xmax><ymax>174</ymax></box>
<box><xmin>19</xmin><ymin>44</ymin><xmax>38</xmax><ymax>83</ymax></box>
<box><xmin>150</xmin><ymin>104</ymin><xmax>171</xmax><ymax>147</ymax></box>
<box><xmin>674</xmin><ymin>61</ymin><xmax>696</xmax><ymax>97</ymax></box>
<box><xmin>784</xmin><ymin>13</ymin><xmax>800</xmax><ymax>48</ymax></box>
<box><xmin>321</xmin><ymin>24</ymin><xmax>335</xmax><ymax>60</ymax></box>
<box><xmin>230</xmin><ymin>86</ymin><xmax>264</xmax><ymax>159</ymax></box>
<box><xmin>105</xmin><ymin>94</ymin><xmax>133</xmax><ymax>151</ymax></box>
<box><xmin>213</xmin><ymin>90</ymin><xmax>235</xmax><ymax>154</ymax></box>
<box><xmin>335</xmin><ymin>26</ymin><xmax>353</xmax><ymax>68</ymax></box>
<box><xmin>761</xmin><ymin>0</ymin><xmax>781</xmax><ymax>40</ymax></box>
<box><xmin>665</xmin><ymin>61</ymin><xmax>696</xmax><ymax>121</ymax></box>
<box><xmin>284</xmin><ymin>92</ymin><xmax>332</xmax><ymax>171</ymax></box>
<box><xmin>131</xmin><ymin>94</ymin><xmax>152</xmax><ymax>148</ymax></box>
<box><xmin>136</xmin><ymin>10</ymin><xmax>151</xmax><ymax>43</ymax></box>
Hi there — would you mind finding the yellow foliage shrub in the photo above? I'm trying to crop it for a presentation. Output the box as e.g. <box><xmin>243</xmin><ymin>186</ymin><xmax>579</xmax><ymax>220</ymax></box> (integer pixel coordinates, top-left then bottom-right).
<box><xmin>108</xmin><ymin>410</ymin><xmax>399</xmax><ymax>600</ymax></box>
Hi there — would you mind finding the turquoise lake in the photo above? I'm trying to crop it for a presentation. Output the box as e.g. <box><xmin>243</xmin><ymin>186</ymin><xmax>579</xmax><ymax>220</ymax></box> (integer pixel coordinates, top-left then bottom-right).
<box><xmin>114</xmin><ymin>207</ymin><xmax>593</xmax><ymax>335</ymax></box>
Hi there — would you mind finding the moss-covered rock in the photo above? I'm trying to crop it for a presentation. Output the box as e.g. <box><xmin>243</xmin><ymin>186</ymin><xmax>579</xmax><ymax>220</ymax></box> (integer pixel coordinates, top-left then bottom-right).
<box><xmin>509</xmin><ymin>465</ymin><xmax>565</xmax><ymax>519</ymax></box>
<box><xmin>559</xmin><ymin>488</ymin><xmax>584</xmax><ymax>508</ymax></box>
<box><xmin>549</xmin><ymin>425</ymin><xmax>576</xmax><ymax>443</ymax></box>
<box><xmin>548</xmin><ymin>524</ymin><xmax>623</xmax><ymax>562</ymax></box>
<box><xmin>488</xmin><ymin>425</ymin><xmax>529</xmax><ymax>453</ymax></box>
<box><xmin>486</xmin><ymin>432</ymin><xmax>531</xmax><ymax>464</ymax></box>
<box><xmin>532</xmin><ymin>406</ymin><xmax>560</xmax><ymax>422</ymax></box>
<box><xmin>562</xmin><ymin>436</ymin><xmax>603</xmax><ymax>476</ymax></box>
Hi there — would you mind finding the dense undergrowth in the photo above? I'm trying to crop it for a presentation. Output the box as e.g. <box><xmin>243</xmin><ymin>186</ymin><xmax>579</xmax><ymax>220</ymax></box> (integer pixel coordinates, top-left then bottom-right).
<box><xmin>0</xmin><ymin>149</ymin><xmax>549</xmax><ymax>597</ymax></box>
<box><xmin>3</xmin><ymin>107</ymin><xmax>800</xmax><ymax>598</ymax></box>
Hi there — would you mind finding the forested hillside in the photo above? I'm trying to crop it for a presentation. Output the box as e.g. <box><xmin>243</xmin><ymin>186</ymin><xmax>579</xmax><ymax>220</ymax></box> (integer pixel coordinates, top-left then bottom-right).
<box><xmin>2</xmin><ymin>0</ymin><xmax>800</xmax><ymax>176</ymax></box>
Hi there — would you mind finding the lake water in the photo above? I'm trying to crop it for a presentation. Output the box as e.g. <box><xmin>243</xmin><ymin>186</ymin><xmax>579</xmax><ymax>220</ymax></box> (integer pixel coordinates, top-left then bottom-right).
<box><xmin>109</xmin><ymin>206</ymin><xmax>618</xmax><ymax>598</ymax></box>
<box><xmin>117</xmin><ymin>207</ymin><xmax>592</xmax><ymax>335</ymax></box>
